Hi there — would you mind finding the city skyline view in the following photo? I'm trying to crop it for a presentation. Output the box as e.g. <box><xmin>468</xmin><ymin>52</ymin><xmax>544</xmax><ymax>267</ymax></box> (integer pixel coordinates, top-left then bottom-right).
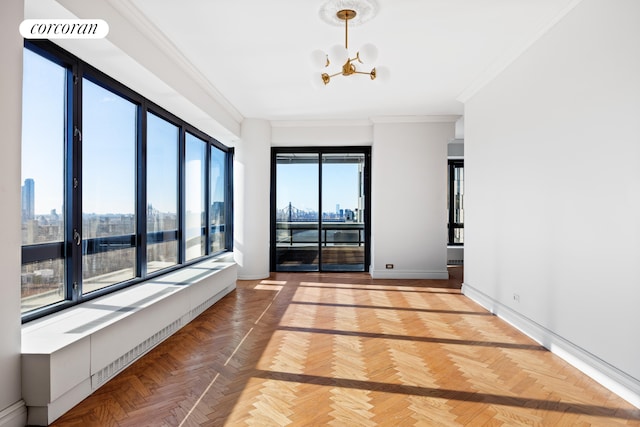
<box><xmin>275</xmin><ymin>158</ymin><xmax>363</xmax><ymax>217</ymax></box>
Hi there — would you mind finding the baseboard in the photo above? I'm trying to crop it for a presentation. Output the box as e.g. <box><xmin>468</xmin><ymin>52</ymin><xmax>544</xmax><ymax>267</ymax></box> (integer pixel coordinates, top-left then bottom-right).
<box><xmin>462</xmin><ymin>282</ymin><xmax>640</xmax><ymax>409</ymax></box>
<box><xmin>370</xmin><ymin>269</ymin><xmax>449</xmax><ymax>279</ymax></box>
<box><xmin>0</xmin><ymin>401</ymin><xmax>27</xmax><ymax>427</ymax></box>
<box><xmin>237</xmin><ymin>273</ymin><xmax>270</xmax><ymax>280</ymax></box>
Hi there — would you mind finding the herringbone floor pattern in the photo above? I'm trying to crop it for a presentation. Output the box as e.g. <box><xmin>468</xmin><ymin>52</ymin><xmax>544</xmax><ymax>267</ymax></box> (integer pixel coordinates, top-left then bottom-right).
<box><xmin>51</xmin><ymin>267</ymin><xmax>640</xmax><ymax>426</ymax></box>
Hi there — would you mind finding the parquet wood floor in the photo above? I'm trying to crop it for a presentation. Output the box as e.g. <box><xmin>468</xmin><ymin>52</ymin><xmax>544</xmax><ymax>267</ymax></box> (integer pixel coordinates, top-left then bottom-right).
<box><xmin>51</xmin><ymin>267</ymin><xmax>640</xmax><ymax>426</ymax></box>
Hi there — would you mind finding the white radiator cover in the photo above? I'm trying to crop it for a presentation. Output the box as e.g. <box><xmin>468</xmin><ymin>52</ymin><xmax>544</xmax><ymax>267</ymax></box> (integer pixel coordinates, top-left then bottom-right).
<box><xmin>22</xmin><ymin>258</ymin><xmax>237</xmax><ymax>426</ymax></box>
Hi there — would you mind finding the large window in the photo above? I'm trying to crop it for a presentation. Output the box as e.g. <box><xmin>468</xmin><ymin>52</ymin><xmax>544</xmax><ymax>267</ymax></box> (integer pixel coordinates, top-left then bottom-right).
<box><xmin>271</xmin><ymin>148</ymin><xmax>370</xmax><ymax>272</ymax></box>
<box><xmin>210</xmin><ymin>145</ymin><xmax>227</xmax><ymax>253</ymax></box>
<box><xmin>147</xmin><ymin>112</ymin><xmax>179</xmax><ymax>274</ymax></box>
<box><xmin>21</xmin><ymin>48</ymin><xmax>67</xmax><ymax>312</ymax></box>
<box><xmin>82</xmin><ymin>78</ymin><xmax>137</xmax><ymax>294</ymax></box>
<box><xmin>448</xmin><ymin>160</ymin><xmax>464</xmax><ymax>245</ymax></box>
<box><xmin>185</xmin><ymin>133</ymin><xmax>207</xmax><ymax>261</ymax></box>
<box><xmin>20</xmin><ymin>41</ymin><xmax>233</xmax><ymax>321</ymax></box>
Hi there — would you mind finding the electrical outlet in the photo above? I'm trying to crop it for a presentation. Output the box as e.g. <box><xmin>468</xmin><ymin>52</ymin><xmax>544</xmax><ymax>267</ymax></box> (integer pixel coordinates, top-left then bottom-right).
<box><xmin>513</xmin><ymin>293</ymin><xmax>520</xmax><ymax>302</ymax></box>
<box><xmin>385</xmin><ymin>264</ymin><xmax>394</xmax><ymax>269</ymax></box>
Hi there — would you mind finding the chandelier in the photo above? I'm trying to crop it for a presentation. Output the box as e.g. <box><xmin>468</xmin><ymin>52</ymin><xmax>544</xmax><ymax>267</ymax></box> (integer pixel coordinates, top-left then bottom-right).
<box><xmin>311</xmin><ymin>0</ymin><xmax>387</xmax><ymax>86</ymax></box>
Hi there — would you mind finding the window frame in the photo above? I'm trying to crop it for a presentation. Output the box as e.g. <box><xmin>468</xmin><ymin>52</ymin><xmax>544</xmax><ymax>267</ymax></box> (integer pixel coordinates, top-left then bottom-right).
<box><xmin>21</xmin><ymin>40</ymin><xmax>233</xmax><ymax>323</ymax></box>
<box><xmin>184</xmin><ymin>131</ymin><xmax>209</xmax><ymax>261</ymax></box>
<box><xmin>269</xmin><ymin>146</ymin><xmax>371</xmax><ymax>272</ymax></box>
<box><xmin>448</xmin><ymin>159</ymin><xmax>464</xmax><ymax>246</ymax></box>
<box><xmin>145</xmin><ymin>110</ymin><xmax>181</xmax><ymax>275</ymax></box>
<box><xmin>209</xmin><ymin>143</ymin><xmax>229</xmax><ymax>253</ymax></box>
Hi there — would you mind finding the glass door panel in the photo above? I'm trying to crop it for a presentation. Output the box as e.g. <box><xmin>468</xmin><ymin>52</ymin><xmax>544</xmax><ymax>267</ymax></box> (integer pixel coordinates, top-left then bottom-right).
<box><xmin>275</xmin><ymin>153</ymin><xmax>319</xmax><ymax>271</ymax></box>
<box><xmin>321</xmin><ymin>153</ymin><xmax>365</xmax><ymax>271</ymax></box>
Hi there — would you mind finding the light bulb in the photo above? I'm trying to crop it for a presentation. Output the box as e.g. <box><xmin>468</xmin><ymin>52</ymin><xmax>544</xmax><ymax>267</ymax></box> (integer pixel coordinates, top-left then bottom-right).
<box><xmin>373</xmin><ymin>66</ymin><xmax>390</xmax><ymax>83</ymax></box>
<box><xmin>311</xmin><ymin>72</ymin><xmax>326</xmax><ymax>89</ymax></box>
<box><xmin>329</xmin><ymin>44</ymin><xmax>349</xmax><ymax>65</ymax></box>
<box><xmin>310</xmin><ymin>49</ymin><xmax>328</xmax><ymax>69</ymax></box>
<box><xmin>358</xmin><ymin>43</ymin><xmax>378</xmax><ymax>64</ymax></box>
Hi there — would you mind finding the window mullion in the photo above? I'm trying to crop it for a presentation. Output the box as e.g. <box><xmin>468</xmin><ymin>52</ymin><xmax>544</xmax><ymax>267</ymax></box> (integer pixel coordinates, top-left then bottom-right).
<box><xmin>67</xmin><ymin>62</ymin><xmax>82</xmax><ymax>302</ymax></box>
<box><xmin>205</xmin><ymin>142</ymin><xmax>211</xmax><ymax>255</ymax></box>
<box><xmin>178</xmin><ymin>127</ymin><xmax>186</xmax><ymax>264</ymax></box>
<box><xmin>225</xmin><ymin>148</ymin><xmax>234</xmax><ymax>251</ymax></box>
<box><xmin>317</xmin><ymin>152</ymin><xmax>323</xmax><ymax>268</ymax></box>
<box><xmin>137</xmin><ymin>103</ymin><xmax>147</xmax><ymax>278</ymax></box>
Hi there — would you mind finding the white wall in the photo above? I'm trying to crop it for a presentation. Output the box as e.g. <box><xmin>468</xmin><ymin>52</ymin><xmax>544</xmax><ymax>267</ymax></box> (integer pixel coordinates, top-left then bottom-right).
<box><xmin>0</xmin><ymin>1</ymin><xmax>28</xmax><ymax>426</ymax></box>
<box><xmin>371</xmin><ymin>120</ymin><xmax>453</xmax><ymax>278</ymax></box>
<box><xmin>464</xmin><ymin>0</ymin><xmax>640</xmax><ymax>405</ymax></box>
<box><xmin>448</xmin><ymin>141</ymin><xmax>464</xmax><ymax>158</ymax></box>
<box><xmin>271</xmin><ymin>120</ymin><xmax>372</xmax><ymax>147</ymax></box>
<box><xmin>234</xmin><ymin>119</ymin><xmax>271</xmax><ymax>279</ymax></box>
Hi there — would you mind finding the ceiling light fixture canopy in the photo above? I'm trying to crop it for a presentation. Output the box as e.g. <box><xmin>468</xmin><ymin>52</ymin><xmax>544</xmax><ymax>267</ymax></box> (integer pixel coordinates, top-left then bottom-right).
<box><xmin>311</xmin><ymin>0</ymin><xmax>388</xmax><ymax>86</ymax></box>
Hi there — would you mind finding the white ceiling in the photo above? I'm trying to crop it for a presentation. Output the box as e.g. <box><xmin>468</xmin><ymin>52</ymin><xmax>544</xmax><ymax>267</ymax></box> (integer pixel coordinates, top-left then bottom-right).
<box><xmin>27</xmin><ymin>0</ymin><xmax>579</xmax><ymax>126</ymax></box>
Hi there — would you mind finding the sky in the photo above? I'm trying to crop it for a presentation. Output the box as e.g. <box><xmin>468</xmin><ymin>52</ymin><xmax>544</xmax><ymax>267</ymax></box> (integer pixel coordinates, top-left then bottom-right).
<box><xmin>276</xmin><ymin>160</ymin><xmax>362</xmax><ymax>213</ymax></box>
<box><xmin>22</xmin><ymin>48</ymin><xmax>225</xmax><ymax>217</ymax></box>
<box><xmin>21</xmin><ymin>48</ymin><xmax>65</xmax><ymax>216</ymax></box>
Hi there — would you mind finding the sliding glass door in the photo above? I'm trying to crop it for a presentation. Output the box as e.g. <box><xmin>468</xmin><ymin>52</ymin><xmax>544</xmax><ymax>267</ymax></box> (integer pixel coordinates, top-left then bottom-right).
<box><xmin>271</xmin><ymin>148</ymin><xmax>370</xmax><ymax>272</ymax></box>
<box><xmin>274</xmin><ymin>152</ymin><xmax>320</xmax><ymax>271</ymax></box>
<box><xmin>321</xmin><ymin>153</ymin><xmax>366</xmax><ymax>271</ymax></box>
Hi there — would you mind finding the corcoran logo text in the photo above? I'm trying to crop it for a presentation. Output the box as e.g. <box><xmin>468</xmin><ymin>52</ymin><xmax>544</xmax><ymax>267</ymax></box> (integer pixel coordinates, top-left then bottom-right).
<box><xmin>20</xmin><ymin>19</ymin><xmax>109</xmax><ymax>39</ymax></box>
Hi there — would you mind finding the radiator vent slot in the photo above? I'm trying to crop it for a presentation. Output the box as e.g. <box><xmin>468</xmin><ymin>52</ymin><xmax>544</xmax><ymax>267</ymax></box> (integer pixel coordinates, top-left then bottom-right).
<box><xmin>190</xmin><ymin>296</ymin><xmax>216</xmax><ymax>320</ymax></box>
<box><xmin>189</xmin><ymin>285</ymin><xmax>233</xmax><ymax>321</ymax></box>
<box><xmin>91</xmin><ymin>318</ymin><xmax>182</xmax><ymax>389</ymax></box>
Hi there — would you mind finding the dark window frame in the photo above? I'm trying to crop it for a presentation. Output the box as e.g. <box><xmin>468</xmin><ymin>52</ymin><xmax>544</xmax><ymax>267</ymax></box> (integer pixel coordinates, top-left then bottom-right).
<box><xmin>21</xmin><ymin>40</ymin><xmax>233</xmax><ymax>323</ymax></box>
<box><xmin>448</xmin><ymin>159</ymin><xmax>464</xmax><ymax>246</ymax></box>
<box><xmin>270</xmin><ymin>146</ymin><xmax>371</xmax><ymax>272</ymax></box>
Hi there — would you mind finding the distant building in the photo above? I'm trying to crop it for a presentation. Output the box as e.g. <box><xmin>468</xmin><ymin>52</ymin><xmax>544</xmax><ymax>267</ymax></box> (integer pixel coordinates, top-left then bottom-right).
<box><xmin>345</xmin><ymin>209</ymin><xmax>354</xmax><ymax>221</ymax></box>
<box><xmin>22</xmin><ymin>178</ymin><xmax>35</xmax><ymax>220</ymax></box>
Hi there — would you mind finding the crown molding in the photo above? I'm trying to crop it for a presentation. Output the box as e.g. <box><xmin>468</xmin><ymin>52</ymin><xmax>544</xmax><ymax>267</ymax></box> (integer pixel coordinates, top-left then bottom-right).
<box><xmin>270</xmin><ymin>116</ymin><xmax>460</xmax><ymax>128</ymax></box>
<box><xmin>105</xmin><ymin>0</ymin><xmax>244</xmax><ymax>123</ymax></box>
<box><xmin>270</xmin><ymin>119</ymin><xmax>373</xmax><ymax>128</ymax></box>
<box><xmin>369</xmin><ymin>115</ymin><xmax>461</xmax><ymax>124</ymax></box>
<box><xmin>457</xmin><ymin>0</ymin><xmax>583</xmax><ymax>104</ymax></box>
